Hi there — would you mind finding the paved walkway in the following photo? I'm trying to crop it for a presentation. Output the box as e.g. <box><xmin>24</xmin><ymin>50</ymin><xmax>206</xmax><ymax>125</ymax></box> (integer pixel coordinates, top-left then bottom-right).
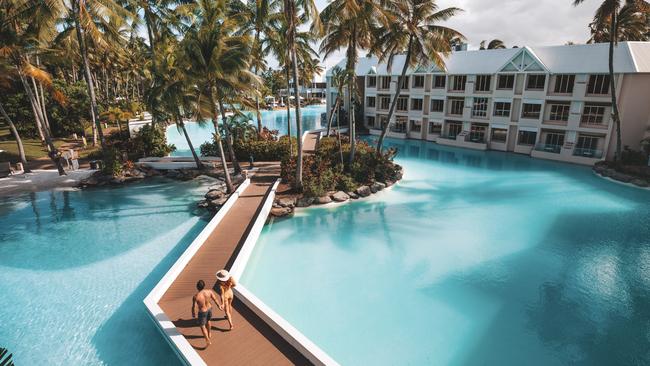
<box><xmin>157</xmin><ymin>166</ymin><xmax>311</xmax><ymax>365</ymax></box>
<box><xmin>302</xmin><ymin>132</ymin><xmax>320</xmax><ymax>156</ymax></box>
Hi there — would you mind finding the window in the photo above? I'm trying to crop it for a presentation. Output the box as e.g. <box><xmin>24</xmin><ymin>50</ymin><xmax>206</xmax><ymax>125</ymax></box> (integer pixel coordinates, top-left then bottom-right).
<box><xmin>475</xmin><ymin>75</ymin><xmax>492</xmax><ymax>92</ymax></box>
<box><xmin>469</xmin><ymin>124</ymin><xmax>487</xmax><ymax>142</ymax></box>
<box><xmin>413</xmin><ymin>75</ymin><xmax>425</xmax><ymax>88</ymax></box>
<box><xmin>518</xmin><ymin>131</ymin><xmax>537</xmax><ymax>145</ymax></box>
<box><xmin>378</xmin><ymin>115</ymin><xmax>389</xmax><ymax>128</ymax></box>
<box><xmin>399</xmin><ymin>76</ymin><xmax>409</xmax><ymax>89</ymax></box>
<box><xmin>493</xmin><ymin>102</ymin><xmax>511</xmax><ymax>117</ymax></box>
<box><xmin>587</xmin><ymin>74</ymin><xmax>610</xmax><ymax>95</ymax></box>
<box><xmin>472</xmin><ymin>97</ymin><xmax>489</xmax><ymax>118</ymax></box>
<box><xmin>396</xmin><ymin>97</ymin><xmax>408</xmax><ymax>111</ymax></box>
<box><xmin>549</xmin><ymin>104</ymin><xmax>570</xmax><ymax>121</ymax></box>
<box><xmin>526</xmin><ymin>74</ymin><xmax>546</xmax><ymax>90</ymax></box>
<box><xmin>449</xmin><ymin>99</ymin><xmax>464</xmax><ymax>115</ymax></box>
<box><xmin>553</xmin><ymin>75</ymin><xmax>575</xmax><ymax>94</ymax></box>
<box><xmin>366</xmin><ymin>116</ymin><xmax>376</xmax><ymax>128</ymax></box>
<box><xmin>410</xmin><ymin>98</ymin><xmax>423</xmax><ymax>111</ymax></box>
<box><xmin>451</xmin><ymin>75</ymin><xmax>467</xmax><ymax>91</ymax></box>
<box><xmin>577</xmin><ymin>135</ymin><xmax>599</xmax><ymax>150</ymax></box>
<box><xmin>522</xmin><ymin>103</ymin><xmax>542</xmax><ymax>119</ymax></box>
<box><xmin>544</xmin><ymin>132</ymin><xmax>565</xmax><ymax>147</ymax></box>
<box><xmin>491</xmin><ymin>128</ymin><xmax>508</xmax><ymax>143</ymax></box>
<box><xmin>497</xmin><ymin>74</ymin><xmax>515</xmax><ymax>89</ymax></box>
<box><xmin>367</xmin><ymin>76</ymin><xmax>377</xmax><ymax>88</ymax></box>
<box><xmin>410</xmin><ymin>120</ymin><xmax>422</xmax><ymax>132</ymax></box>
<box><xmin>393</xmin><ymin>116</ymin><xmax>407</xmax><ymax>133</ymax></box>
<box><xmin>366</xmin><ymin>96</ymin><xmax>376</xmax><ymax>108</ymax></box>
<box><xmin>379</xmin><ymin>95</ymin><xmax>391</xmax><ymax>110</ymax></box>
<box><xmin>581</xmin><ymin>104</ymin><xmax>606</xmax><ymax>125</ymax></box>
<box><xmin>447</xmin><ymin>122</ymin><xmax>463</xmax><ymax>138</ymax></box>
<box><xmin>380</xmin><ymin>76</ymin><xmax>391</xmax><ymax>89</ymax></box>
<box><xmin>433</xmin><ymin>75</ymin><xmax>446</xmax><ymax>89</ymax></box>
<box><xmin>430</xmin><ymin>99</ymin><xmax>444</xmax><ymax>113</ymax></box>
<box><xmin>428</xmin><ymin>122</ymin><xmax>442</xmax><ymax>134</ymax></box>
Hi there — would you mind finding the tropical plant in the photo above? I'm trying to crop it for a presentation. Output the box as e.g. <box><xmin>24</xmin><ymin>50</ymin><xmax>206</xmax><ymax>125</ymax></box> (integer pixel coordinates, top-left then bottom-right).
<box><xmin>479</xmin><ymin>39</ymin><xmax>506</xmax><ymax>49</ymax></box>
<box><xmin>0</xmin><ymin>347</ymin><xmax>15</xmax><ymax>366</ymax></box>
<box><xmin>371</xmin><ymin>0</ymin><xmax>463</xmax><ymax>154</ymax></box>
<box><xmin>588</xmin><ymin>1</ymin><xmax>650</xmax><ymax>42</ymax></box>
<box><xmin>324</xmin><ymin>66</ymin><xmax>348</xmax><ymax>136</ymax></box>
<box><xmin>574</xmin><ymin>0</ymin><xmax>650</xmax><ymax>161</ymax></box>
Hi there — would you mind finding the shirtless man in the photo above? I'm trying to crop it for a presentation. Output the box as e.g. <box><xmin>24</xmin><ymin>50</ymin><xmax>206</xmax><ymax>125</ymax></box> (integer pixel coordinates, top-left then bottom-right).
<box><xmin>192</xmin><ymin>280</ymin><xmax>222</xmax><ymax>346</ymax></box>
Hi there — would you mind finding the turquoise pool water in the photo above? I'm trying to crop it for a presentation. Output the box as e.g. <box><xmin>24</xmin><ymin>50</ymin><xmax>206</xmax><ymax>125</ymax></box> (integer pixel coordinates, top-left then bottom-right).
<box><xmin>167</xmin><ymin>105</ymin><xmax>327</xmax><ymax>156</ymax></box>
<box><xmin>241</xmin><ymin>138</ymin><xmax>650</xmax><ymax>366</ymax></box>
<box><xmin>0</xmin><ymin>179</ymin><xmax>210</xmax><ymax>365</ymax></box>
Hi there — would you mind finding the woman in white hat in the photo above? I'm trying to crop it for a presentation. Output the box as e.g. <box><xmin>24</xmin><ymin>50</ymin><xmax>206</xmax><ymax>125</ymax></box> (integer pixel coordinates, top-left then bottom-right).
<box><xmin>216</xmin><ymin>269</ymin><xmax>236</xmax><ymax>330</ymax></box>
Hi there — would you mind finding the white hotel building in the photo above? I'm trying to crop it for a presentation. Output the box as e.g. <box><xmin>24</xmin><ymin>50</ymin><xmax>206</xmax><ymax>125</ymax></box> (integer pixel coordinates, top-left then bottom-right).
<box><xmin>326</xmin><ymin>42</ymin><xmax>650</xmax><ymax>165</ymax></box>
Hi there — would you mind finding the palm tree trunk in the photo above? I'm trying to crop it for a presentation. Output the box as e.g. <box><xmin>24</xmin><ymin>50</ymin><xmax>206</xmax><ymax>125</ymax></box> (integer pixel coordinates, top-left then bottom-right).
<box><xmin>290</xmin><ymin>43</ymin><xmax>303</xmax><ymax>189</ymax></box>
<box><xmin>608</xmin><ymin>13</ymin><xmax>623</xmax><ymax>162</ymax></box>
<box><xmin>217</xmin><ymin>99</ymin><xmax>242</xmax><ymax>174</ymax></box>
<box><xmin>285</xmin><ymin>64</ymin><xmax>293</xmax><ymax>156</ymax></box>
<box><xmin>347</xmin><ymin>30</ymin><xmax>358</xmax><ymax>165</ymax></box>
<box><xmin>72</xmin><ymin>0</ymin><xmax>105</xmax><ymax>150</ymax></box>
<box><xmin>35</xmin><ymin>57</ymin><xmax>51</xmax><ymax>132</ymax></box>
<box><xmin>0</xmin><ymin>101</ymin><xmax>31</xmax><ymax>173</ymax></box>
<box><xmin>178</xmin><ymin>117</ymin><xmax>203</xmax><ymax>170</ymax></box>
<box><xmin>208</xmin><ymin>89</ymin><xmax>234</xmax><ymax>193</ymax></box>
<box><xmin>376</xmin><ymin>38</ymin><xmax>413</xmax><ymax>154</ymax></box>
<box><xmin>326</xmin><ymin>98</ymin><xmax>340</xmax><ymax>137</ymax></box>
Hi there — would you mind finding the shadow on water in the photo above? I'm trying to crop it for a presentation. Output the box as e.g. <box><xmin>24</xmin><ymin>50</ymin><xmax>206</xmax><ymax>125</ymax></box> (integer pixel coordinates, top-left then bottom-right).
<box><xmin>90</xmin><ymin>216</ymin><xmax>209</xmax><ymax>366</ymax></box>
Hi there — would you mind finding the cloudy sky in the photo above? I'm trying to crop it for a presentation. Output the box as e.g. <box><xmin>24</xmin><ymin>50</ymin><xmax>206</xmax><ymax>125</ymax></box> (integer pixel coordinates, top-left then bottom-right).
<box><xmin>268</xmin><ymin>0</ymin><xmax>602</xmax><ymax>80</ymax></box>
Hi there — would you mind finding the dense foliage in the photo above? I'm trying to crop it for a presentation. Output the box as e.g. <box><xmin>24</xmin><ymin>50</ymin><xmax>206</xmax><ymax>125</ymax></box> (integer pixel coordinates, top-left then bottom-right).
<box><xmin>128</xmin><ymin>124</ymin><xmax>176</xmax><ymax>158</ymax></box>
<box><xmin>201</xmin><ymin>127</ymin><xmax>297</xmax><ymax>162</ymax></box>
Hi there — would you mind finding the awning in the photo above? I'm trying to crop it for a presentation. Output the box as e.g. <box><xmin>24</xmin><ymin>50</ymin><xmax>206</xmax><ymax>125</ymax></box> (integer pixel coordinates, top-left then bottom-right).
<box><xmin>518</xmin><ymin>126</ymin><xmax>539</xmax><ymax>132</ymax></box>
<box><xmin>493</xmin><ymin>97</ymin><xmax>513</xmax><ymax>103</ymax></box>
<box><xmin>522</xmin><ymin>99</ymin><xmax>544</xmax><ymax>105</ymax></box>
<box><xmin>490</xmin><ymin>123</ymin><xmax>508</xmax><ymax>129</ymax></box>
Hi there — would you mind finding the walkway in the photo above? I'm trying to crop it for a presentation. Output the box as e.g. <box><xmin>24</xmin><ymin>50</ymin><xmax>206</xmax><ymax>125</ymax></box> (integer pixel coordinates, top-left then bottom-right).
<box><xmin>302</xmin><ymin>131</ymin><xmax>320</xmax><ymax>156</ymax></box>
<box><xmin>157</xmin><ymin>166</ymin><xmax>311</xmax><ymax>365</ymax></box>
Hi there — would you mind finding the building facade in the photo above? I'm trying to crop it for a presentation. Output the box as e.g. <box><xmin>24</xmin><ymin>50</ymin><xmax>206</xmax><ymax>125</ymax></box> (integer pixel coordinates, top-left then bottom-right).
<box><xmin>326</xmin><ymin>42</ymin><xmax>650</xmax><ymax>165</ymax></box>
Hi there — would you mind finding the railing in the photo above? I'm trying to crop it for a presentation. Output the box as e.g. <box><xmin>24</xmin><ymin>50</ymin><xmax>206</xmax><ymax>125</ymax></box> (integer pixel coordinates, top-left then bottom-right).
<box><xmin>438</xmin><ymin>133</ymin><xmax>457</xmax><ymax>140</ymax></box>
<box><xmin>465</xmin><ymin>134</ymin><xmax>486</xmax><ymax>143</ymax></box>
<box><xmin>389</xmin><ymin>126</ymin><xmax>407</xmax><ymax>133</ymax></box>
<box><xmin>534</xmin><ymin>143</ymin><xmax>562</xmax><ymax>154</ymax></box>
<box><xmin>573</xmin><ymin>148</ymin><xmax>603</xmax><ymax>158</ymax></box>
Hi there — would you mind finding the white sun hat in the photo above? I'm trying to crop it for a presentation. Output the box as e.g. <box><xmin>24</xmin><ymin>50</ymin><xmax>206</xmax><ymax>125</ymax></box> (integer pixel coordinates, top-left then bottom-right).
<box><xmin>215</xmin><ymin>269</ymin><xmax>231</xmax><ymax>282</ymax></box>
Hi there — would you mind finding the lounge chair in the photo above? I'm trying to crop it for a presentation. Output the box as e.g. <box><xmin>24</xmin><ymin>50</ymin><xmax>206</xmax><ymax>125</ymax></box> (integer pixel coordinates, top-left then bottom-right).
<box><xmin>0</xmin><ymin>162</ymin><xmax>12</xmax><ymax>178</ymax></box>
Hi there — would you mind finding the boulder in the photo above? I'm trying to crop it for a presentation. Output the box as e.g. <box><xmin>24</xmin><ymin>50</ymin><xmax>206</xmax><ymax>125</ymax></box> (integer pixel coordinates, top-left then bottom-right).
<box><xmin>205</xmin><ymin>190</ymin><xmax>224</xmax><ymax>200</ymax></box>
<box><xmin>316</xmin><ymin>196</ymin><xmax>332</xmax><ymax>204</ymax></box>
<box><xmin>277</xmin><ymin>197</ymin><xmax>296</xmax><ymax>208</ymax></box>
<box><xmin>631</xmin><ymin>179</ymin><xmax>649</xmax><ymax>187</ymax></box>
<box><xmin>384</xmin><ymin>180</ymin><xmax>394</xmax><ymax>187</ymax></box>
<box><xmin>331</xmin><ymin>191</ymin><xmax>350</xmax><ymax>202</ymax></box>
<box><xmin>271</xmin><ymin>206</ymin><xmax>293</xmax><ymax>217</ymax></box>
<box><xmin>210</xmin><ymin>196</ymin><xmax>228</xmax><ymax>207</ymax></box>
<box><xmin>370</xmin><ymin>182</ymin><xmax>386</xmax><ymax>193</ymax></box>
<box><xmin>197</xmin><ymin>200</ymin><xmax>209</xmax><ymax>208</ymax></box>
<box><xmin>165</xmin><ymin>169</ymin><xmax>180</xmax><ymax>178</ymax></box>
<box><xmin>356</xmin><ymin>186</ymin><xmax>371</xmax><ymax>197</ymax></box>
<box><xmin>296</xmin><ymin>197</ymin><xmax>315</xmax><ymax>207</ymax></box>
<box><xmin>232</xmin><ymin>174</ymin><xmax>246</xmax><ymax>185</ymax></box>
<box><xmin>611</xmin><ymin>172</ymin><xmax>633</xmax><ymax>183</ymax></box>
<box><xmin>347</xmin><ymin>191</ymin><xmax>359</xmax><ymax>199</ymax></box>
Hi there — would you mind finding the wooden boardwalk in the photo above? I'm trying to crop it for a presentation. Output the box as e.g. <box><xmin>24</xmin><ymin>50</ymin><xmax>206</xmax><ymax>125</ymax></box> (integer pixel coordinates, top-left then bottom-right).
<box><xmin>157</xmin><ymin>167</ymin><xmax>311</xmax><ymax>365</ymax></box>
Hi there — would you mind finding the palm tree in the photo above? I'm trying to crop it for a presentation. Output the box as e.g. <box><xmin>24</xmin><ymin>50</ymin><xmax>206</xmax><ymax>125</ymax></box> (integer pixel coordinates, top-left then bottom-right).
<box><xmin>372</xmin><ymin>0</ymin><xmax>463</xmax><ymax>153</ymax></box>
<box><xmin>320</xmin><ymin>0</ymin><xmax>385</xmax><ymax>165</ymax></box>
<box><xmin>325</xmin><ymin>66</ymin><xmax>347</xmax><ymax>136</ymax></box>
<box><xmin>588</xmin><ymin>1</ymin><xmax>650</xmax><ymax>42</ymax></box>
<box><xmin>479</xmin><ymin>39</ymin><xmax>506</xmax><ymax>49</ymax></box>
<box><xmin>573</xmin><ymin>0</ymin><xmax>649</xmax><ymax>161</ymax></box>
<box><xmin>0</xmin><ymin>61</ymin><xmax>30</xmax><ymax>172</ymax></box>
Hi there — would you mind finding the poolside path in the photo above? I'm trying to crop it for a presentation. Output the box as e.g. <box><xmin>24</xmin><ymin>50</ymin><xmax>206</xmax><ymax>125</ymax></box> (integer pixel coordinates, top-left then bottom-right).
<box><xmin>302</xmin><ymin>131</ymin><xmax>320</xmax><ymax>156</ymax></box>
<box><xmin>157</xmin><ymin>164</ymin><xmax>311</xmax><ymax>365</ymax></box>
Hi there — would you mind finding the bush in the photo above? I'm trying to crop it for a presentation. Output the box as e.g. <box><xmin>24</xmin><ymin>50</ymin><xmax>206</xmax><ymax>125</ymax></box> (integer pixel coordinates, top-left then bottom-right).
<box><xmin>129</xmin><ymin>124</ymin><xmax>175</xmax><ymax>158</ymax></box>
<box><xmin>201</xmin><ymin>128</ymin><xmax>296</xmax><ymax>162</ymax></box>
<box><xmin>621</xmin><ymin>147</ymin><xmax>647</xmax><ymax>165</ymax></box>
<box><xmin>102</xmin><ymin>148</ymin><xmax>123</xmax><ymax>177</ymax></box>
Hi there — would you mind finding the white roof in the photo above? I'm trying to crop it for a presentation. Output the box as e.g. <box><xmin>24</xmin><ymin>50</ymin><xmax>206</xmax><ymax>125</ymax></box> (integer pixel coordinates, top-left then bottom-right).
<box><xmin>326</xmin><ymin>42</ymin><xmax>650</xmax><ymax>76</ymax></box>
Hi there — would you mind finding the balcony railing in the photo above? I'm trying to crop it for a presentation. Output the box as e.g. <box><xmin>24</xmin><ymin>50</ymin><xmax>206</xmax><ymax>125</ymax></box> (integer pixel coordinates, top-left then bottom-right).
<box><xmin>535</xmin><ymin>143</ymin><xmax>562</xmax><ymax>154</ymax></box>
<box><xmin>573</xmin><ymin>148</ymin><xmax>603</xmax><ymax>159</ymax></box>
<box><xmin>390</xmin><ymin>125</ymin><xmax>407</xmax><ymax>133</ymax></box>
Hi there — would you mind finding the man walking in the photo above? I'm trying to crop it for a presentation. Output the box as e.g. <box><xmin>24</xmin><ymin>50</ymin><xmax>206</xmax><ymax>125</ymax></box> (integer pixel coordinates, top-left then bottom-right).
<box><xmin>192</xmin><ymin>279</ymin><xmax>222</xmax><ymax>347</ymax></box>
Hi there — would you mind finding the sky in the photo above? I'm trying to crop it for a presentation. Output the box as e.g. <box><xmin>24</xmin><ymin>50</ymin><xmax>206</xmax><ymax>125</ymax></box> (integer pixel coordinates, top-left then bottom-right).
<box><xmin>268</xmin><ymin>0</ymin><xmax>602</xmax><ymax>81</ymax></box>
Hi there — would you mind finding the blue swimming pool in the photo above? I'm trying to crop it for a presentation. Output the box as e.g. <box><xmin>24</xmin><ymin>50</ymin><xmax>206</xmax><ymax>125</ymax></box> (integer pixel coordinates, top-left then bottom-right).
<box><xmin>0</xmin><ymin>178</ymin><xmax>211</xmax><ymax>365</ymax></box>
<box><xmin>241</xmin><ymin>138</ymin><xmax>650</xmax><ymax>365</ymax></box>
<box><xmin>167</xmin><ymin>105</ymin><xmax>327</xmax><ymax>156</ymax></box>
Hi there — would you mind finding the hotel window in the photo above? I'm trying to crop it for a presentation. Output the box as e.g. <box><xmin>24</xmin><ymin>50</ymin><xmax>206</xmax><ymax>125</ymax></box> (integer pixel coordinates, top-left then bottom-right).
<box><xmin>379</xmin><ymin>95</ymin><xmax>391</xmax><ymax>110</ymax></box>
<box><xmin>518</xmin><ymin>131</ymin><xmax>537</xmax><ymax>145</ymax></box>
<box><xmin>581</xmin><ymin>104</ymin><xmax>606</xmax><ymax>125</ymax></box>
<box><xmin>399</xmin><ymin>76</ymin><xmax>409</xmax><ymax>90</ymax></box>
<box><xmin>475</xmin><ymin>75</ymin><xmax>492</xmax><ymax>92</ymax></box>
<box><xmin>366</xmin><ymin>96</ymin><xmax>376</xmax><ymax>108</ymax></box>
<box><xmin>472</xmin><ymin>97</ymin><xmax>488</xmax><ymax>118</ymax></box>
<box><xmin>430</xmin><ymin>99</ymin><xmax>444</xmax><ymax>113</ymax></box>
<box><xmin>413</xmin><ymin>75</ymin><xmax>425</xmax><ymax>88</ymax></box>
<box><xmin>367</xmin><ymin>76</ymin><xmax>377</xmax><ymax>88</ymax></box>
<box><xmin>526</xmin><ymin>74</ymin><xmax>546</xmax><ymax>90</ymax></box>
<box><xmin>447</xmin><ymin>122</ymin><xmax>463</xmax><ymax>138</ymax></box>
<box><xmin>493</xmin><ymin>102</ymin><xmax>511</xmax><ymax>117</ymax></box>
<box><xmin>429</xmin><ymin>122</ymin><xmax>442</xmax><ymax>134</ymax></box>
<box><xmin>491</xmin><ymin>128</ymin><xmax>508</xmax><ymax>143</ymax></box>
<box><xmin>366</xmin><ymin>116</ymin><xmax>376</xmax><ymax>127</ymax></box>
<box><xmin>410</xmin><ymin>98</ymin><xmax>423</xmax><ymax>111</ymax></box>
<box><xmin>410</xmin><ymin>120</ymin><xmax>422</xmax><ymax>132</ymax></box>
<box><xmin>378</xmin><ymin>115</ymin><xmax>389</xmax><ymax>128</ymax></box>
<box><xmin>522</xmin><ymin>103</ymin><xmax>542</xmax><ymax>119</ymax></box>
<box><xmin>587</xmin><ymin>74</ymin><xmax>611</xmax><ymax>95</ymax></box>
<box><xmin>497</xmin><ymin>74</ymin><xmax>515</xmax><ymax>89</ymax></box>
<box><xmin>433</xmin><ymin>75</ymin><xmax>446</xmax><ymax>89</ymax></box>
<box><xmin>449</xmin><ymin>99</ymin><xmax>464</xmax><ymax>115</ymax></box>
<box><xmin>469</xmin><ymin>124</ymin><xmax>487</xmax><ymax>142</ymax></box>
<box><xmin>396</xmin><ymin>97</ymin><xmax>409</xmax><ymax>111</ymax></box>
<box><xmin>380</xmin><ymin>76</ymin><xmax>391</xmax><ymax>89</ymax></box>
<box><xmin>576</xmin><ymin>135</ymin><xmax>599</xmax><ymax>150</ymax></box>
<box><xmin>553</xmin><ymin>74</ymin><xmax>575</xmax><ymax>94</ymax></box>
<box><xmin>545</xmin><ymin>132</ymin><xmax>565</xmax><ymax>147</ymax></box>
<box><xmin>549</xmin><ymin>104</ymin><xmax>570</xmax><ymax>121</ymax></box>
<box><xmin>394</xmin><ymin>116</ymin><xmax>408</xmax><ymax>133</ymax></box>
<box><xmin>450</xmin><ymin>75</ymin><xmax>467</xmax><ymax>91</ymax></box>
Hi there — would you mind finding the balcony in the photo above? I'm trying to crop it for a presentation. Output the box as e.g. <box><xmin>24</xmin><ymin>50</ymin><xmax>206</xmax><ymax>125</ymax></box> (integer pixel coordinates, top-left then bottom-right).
<box><xmin>436</xmin><ymin>131</ymin><xmax>488</xmax><ymax>151</ymax></box>
<box><xmin>573</xmin><ymin>148</ymin><xmax>603</xmax><ymax>159</ymax></box>
<box><xmin>534</xmin><ymin>143</ymin><xmax>562</xmax><ymax>154</ymax></box>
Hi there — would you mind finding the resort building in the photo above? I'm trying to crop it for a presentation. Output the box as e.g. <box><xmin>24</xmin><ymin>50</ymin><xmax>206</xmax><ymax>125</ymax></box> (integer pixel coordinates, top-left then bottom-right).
<box><xmin>326</xmin><ymin>42</ymin><xmax>650</xmax><ymax>165</ymax></box>
<box><xmin>280</xmin><ymin>81</ymin><xmax>327</xmax><ymax>100</ymax></box>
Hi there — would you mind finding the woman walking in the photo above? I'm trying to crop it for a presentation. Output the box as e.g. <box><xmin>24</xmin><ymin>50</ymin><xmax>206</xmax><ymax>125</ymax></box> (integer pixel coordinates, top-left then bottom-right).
<box><xmin>216</xmin><ymin>269</ymin><xmax>236</xmax><ymax>330</ymax></box>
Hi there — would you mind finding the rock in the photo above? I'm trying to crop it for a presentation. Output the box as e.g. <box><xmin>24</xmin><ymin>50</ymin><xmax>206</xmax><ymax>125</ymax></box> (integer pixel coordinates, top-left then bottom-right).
<box><xmin>232</xmin><ymin>174</ymin><xmax>246</xmax><ymax>185</ymax></box>
<box><xmin>205</xmin><ymin>190</ymin><xmax>224</xmax><ymax>200</ymax></box>
<box><xmin>331</xmin><ymin>191</ymin><xmax>350</xmax><ymax>202</ymax></box>
<box><xmin>110</xmin><ymin>177</ymin><xmax>125</xmax><ymax>184</ymax></box>
<box><xmin>296</xmin><ymin>197</ymin><xmax>314</xmax><ymax>207</ymax></box>
<box><xmin>631</xmin><ymin>179</ymin><xmax>649</xmax><ymax>187</ymax></box>
<box><xmin>277</xmin><ymin>197</ymin><xmax>296</xmax><ymax>208</ymax></box>
<box><xmin>356</xmin><ymin>186</ymin><xmax>371</xmax><ymax>197</ymax></box>
<box><xmin>593</xmin><ymin>165</ymin><xmax>607</xmax><ymax>174</ymax></box>
<box><xmin>611</xmin><ymin>172</ymin><xmax>633</xmax><ymax>183</ymax></box>
<box><xmin>271</xmin><ymin>206</ymin><xmax>293</xmax><ymax>217</ymax></box>
<box><xmin>210</xmin><ymin>196</ymin><xmax>228</xmax><ymax>207</ymax></box>
<box><xmin>370</xmin><ymin>182</ymin><xmax>386</xmax><ymax>193</ymax></box>
<box><xmin>347</xmin><ymin>191</ymin><xmax>359</xmax><ymax>199</ymax></box>
<box><xmin>384</xmin><ymin>180</ymin><xmax>394</xmax><ymax>187</ymax></box>
<box><xmin>316</xmin><ymin>196</ymin><xmax>332</xmax><ymax>204</ymax></box>
<box><xmin>197</xmin><ymin>200</ymin><xmax>209</xmax><ymax>208</ymax></box>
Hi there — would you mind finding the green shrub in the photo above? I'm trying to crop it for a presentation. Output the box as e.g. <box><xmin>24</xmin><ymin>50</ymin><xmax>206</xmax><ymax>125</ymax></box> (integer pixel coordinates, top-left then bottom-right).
<box><xmin>130</xmin><ymin>124</ymin><xmax>175</xmax><ymax>158</ymax></box>
<box><xmin>102</xmin><ymin>148</ymin><xmax>123</xmax><ymax>177</ymax></box>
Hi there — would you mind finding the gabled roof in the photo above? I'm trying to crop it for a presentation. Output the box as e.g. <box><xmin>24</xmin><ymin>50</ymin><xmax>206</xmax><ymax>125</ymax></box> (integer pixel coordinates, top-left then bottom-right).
<box><xmin>326</xmin><ymin>42</ymin><xmax>650</xmax><ymax>76</ymax></box>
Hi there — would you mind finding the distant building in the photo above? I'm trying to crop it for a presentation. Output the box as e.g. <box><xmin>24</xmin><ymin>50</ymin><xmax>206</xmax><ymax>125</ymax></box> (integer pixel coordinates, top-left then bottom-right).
<box><xmin>326</xmin><ymin>42</ymin><xmax>650</xmax><ymax>165</ymax></box>
<box><xmin>279</xmin><ymin>81</ymin><xmax>327</xmax><ymax>100</ymax></box>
